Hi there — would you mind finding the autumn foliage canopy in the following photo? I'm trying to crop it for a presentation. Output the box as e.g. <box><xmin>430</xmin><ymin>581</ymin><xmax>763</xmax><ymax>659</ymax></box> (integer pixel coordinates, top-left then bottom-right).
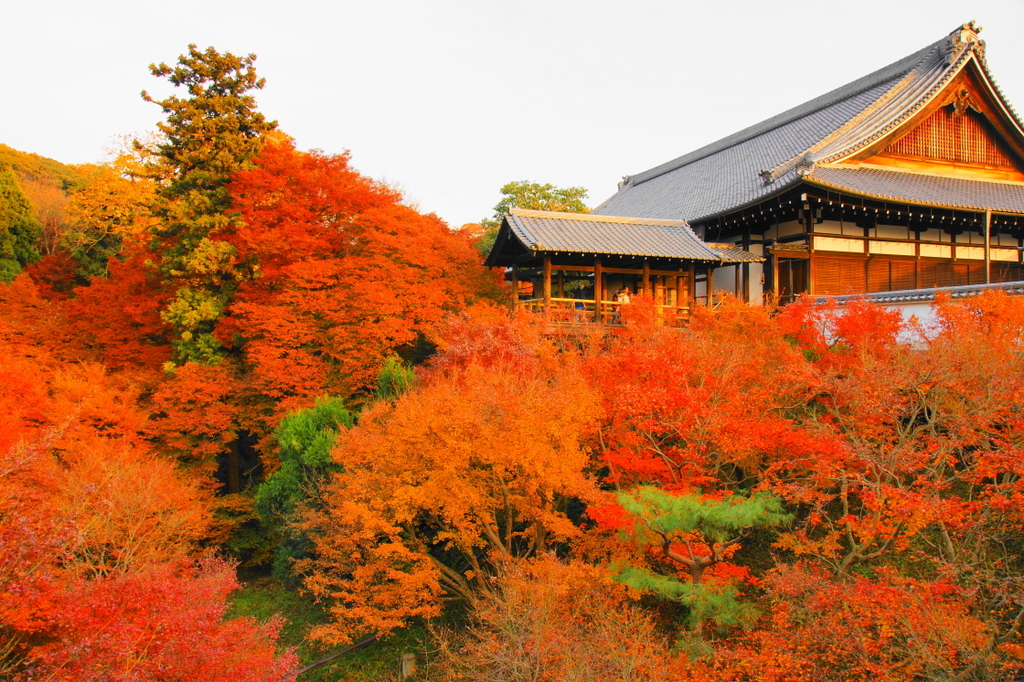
<box><xmin>8</xmin><ymin>40</ymin><xmax>1024</xmax><ymax>682</ymax></box>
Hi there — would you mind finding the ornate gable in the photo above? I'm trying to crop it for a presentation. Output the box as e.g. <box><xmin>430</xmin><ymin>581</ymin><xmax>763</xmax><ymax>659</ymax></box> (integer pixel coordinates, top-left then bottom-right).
<box><xmin>850</xmin><ymin>101</ymin><xmax>1024</xmax><ymax>182</ymax></box>
<box><xmin>885</xmin><ymin>106</ymin><xmax>1018</xmax><ymax>168</ymax></box>
<box><xmin>829</xmin><ymin>24</ymin><xmax>1024</xmax><ymax>183</ymax></box>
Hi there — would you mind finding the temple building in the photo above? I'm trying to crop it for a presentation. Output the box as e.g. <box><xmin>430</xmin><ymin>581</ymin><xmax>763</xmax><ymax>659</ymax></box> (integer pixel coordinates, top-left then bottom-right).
<box><xmin>488</xmin><ymin>22</ymin><xmax>1024</xmax><ymax>316</ymax></box>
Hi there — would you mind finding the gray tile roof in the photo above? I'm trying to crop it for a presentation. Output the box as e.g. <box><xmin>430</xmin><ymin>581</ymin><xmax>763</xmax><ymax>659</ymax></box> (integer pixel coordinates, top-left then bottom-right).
<box><xmin>806</xmin><ymin>167</ymin><xmax>1024</xmax><ymax>213</ymax></box>
<box><xmin>820</xmin><ymin>280</ymin><xmax>1024</xmax><ymax>305</ymax></box>
<box><xmin>706</xmin><ymin>243</ymin><xmax>765</xmax><ymax>263</ymax></box>
<box><xmin>501</xmin><ymin>209</ymin><xmax>759</xmax><ymax>263</ymax></box>
<box><xmin>594</xmin><ymin>23</ymin><xmax>1024</xmax><ymax>223</ymax></box>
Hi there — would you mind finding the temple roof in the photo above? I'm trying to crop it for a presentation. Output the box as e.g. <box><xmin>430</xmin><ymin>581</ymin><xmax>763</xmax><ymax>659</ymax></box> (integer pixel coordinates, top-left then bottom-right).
<box><xmin>594</xmin><ymin>22</ymin><xmax>1024</xmax><ymax>222</ymax></box>
<box><xmin>483</xmin><ymin>209</ymin><xmax>761</xmax><ymax>267</ymax></box>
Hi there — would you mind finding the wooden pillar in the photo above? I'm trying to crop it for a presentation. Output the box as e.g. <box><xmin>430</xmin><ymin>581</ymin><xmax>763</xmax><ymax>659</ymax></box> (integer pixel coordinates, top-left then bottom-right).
<box><xmin>642</xmin><ymin>260</ymin><xmax>651</xmax><ymax>296</ymax></box>
<box><xmin>805</xmin><ymin>197</ymin><xmax>816</xmax><ymax>295</ymax></box>
<box><xmin>915</xmin><ymin>239</ymin><xmax>921</xmax><ymax>289</ymax></box>
<box><xmin>674</xmin><ymin>269</ymin><xmax>685</xmax><ymax>324</ymax></box>
<box><xmin>688</xmin><ymin>264</ymin><xmax>696</xmax><ymax>306</ymax></box>
<box><xmin>557</xmin><ymin>270</ymin><xmax>564</xmax><ymax>298</ymax></box>
<box><xmin>543</xmin><ymin>256</ymin><xmax>552</xmax><ymax>313</ymax></box>
<box><xmin>742</xmin><ymin>228</ymin><xmax>751</xmax><ymax>303</ymax></box>
<box><xmin>984</xmin><ymin>209</ymin><xmax>992</xmax><ymax>284</ymax></box>
<box><xmin>510</xmin><ymin>267</ymin><xmax>518</xmax><ymax>311</ymax></box>
<box><xmin>594</xmin><ymin>258</ymin><xmax>603</xmax><ymax>323</ymax></box>
<box><xmin>772</xmin><ymin>254</ymin><xmax>780</xmax><ymax>299</ymax></box>
<box><xmin>706</xmin><ymin>265</ymin><xmax>715</xmax><ymax>306</ymax></box>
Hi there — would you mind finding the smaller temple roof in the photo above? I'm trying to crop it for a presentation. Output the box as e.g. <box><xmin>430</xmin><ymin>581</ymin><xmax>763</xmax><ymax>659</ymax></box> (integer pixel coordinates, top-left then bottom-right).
<box><xmin>484</xmin><ymin>209</ymin><xmax>762</xmax><ymax>267</ymax></box>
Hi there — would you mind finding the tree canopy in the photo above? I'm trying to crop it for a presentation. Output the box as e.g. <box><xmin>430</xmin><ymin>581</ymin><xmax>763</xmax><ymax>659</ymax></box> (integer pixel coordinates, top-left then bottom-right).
<box><xmin>473</xmin><ymin>180</ymin><xmax>590</xmax><ymax>256</ymax></box>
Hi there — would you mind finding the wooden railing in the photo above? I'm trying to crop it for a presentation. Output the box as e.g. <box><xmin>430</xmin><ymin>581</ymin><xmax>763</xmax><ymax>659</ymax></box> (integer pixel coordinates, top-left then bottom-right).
<box><xmin>517</xmin><ymin>297</ymin><xmax>690</xmax><ymax>326</ymax></box>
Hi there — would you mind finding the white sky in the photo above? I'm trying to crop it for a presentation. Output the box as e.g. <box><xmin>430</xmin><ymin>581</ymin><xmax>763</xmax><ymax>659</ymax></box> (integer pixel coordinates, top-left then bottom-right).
<box><xmin>4</xmin><ymin>1</ymin><xmax>1023</xmax><ymax>228</ymax></box>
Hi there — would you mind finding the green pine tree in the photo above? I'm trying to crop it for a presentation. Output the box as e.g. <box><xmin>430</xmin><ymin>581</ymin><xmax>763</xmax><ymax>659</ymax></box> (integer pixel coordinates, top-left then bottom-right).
<box><xmin>613</xmin><ymin>486</ymin><xmax>791</xmax><ymax>635</ymax></box>
<box><xmin>143</xmin><ymin>44</ymin><xmax>277</xmax><ymax>365</ymax></box>
<box><xmin>0</xmin><ymin>163</ymin><xmax>42</xmax><ymax>282</ymax></box>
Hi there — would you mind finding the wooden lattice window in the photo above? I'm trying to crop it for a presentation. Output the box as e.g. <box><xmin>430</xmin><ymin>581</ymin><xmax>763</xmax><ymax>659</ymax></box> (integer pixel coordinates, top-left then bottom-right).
<box><xmin>886</xmin><ymin>107</ymin><xmax>1019</xmax><ymax>167</ymax></box>
<box><xmin>994</xmin><ymin>263</ymin><xmax>1024</xmax><ymax>283</ymax></box>
<box><xmin>918</xmin><ymin>260</ymin><xmax>986</xmax><ymax>288</ymax></box>
<box><xmin>815</xmin><ymin>256</ymin><xmax>867</xmax><ymax>295</ymax></box>
<box><xmin>867</xmin><ymin>258</ymin><xmax>918</xmax><ymax>292</ymax></box>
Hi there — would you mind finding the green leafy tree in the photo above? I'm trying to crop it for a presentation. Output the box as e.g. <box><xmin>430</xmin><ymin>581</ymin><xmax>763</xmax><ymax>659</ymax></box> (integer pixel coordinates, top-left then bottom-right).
<box><xmin>254</xmin><ymin>397</ymin><xmax>354</xmax><ymax>580</ymax></box>
<box><xmin>0</xmin><ymin>164</ymin><xmax>42</xmax><ymax>282</ymax></box>
<box><xmin>614</xmin><ymin>487</ymin><xmax>790</xmax><ymax>634</ymax></box>
<box><xmin>143</xmin><ymin>44</ymin><xmax>277</xmax><ymax>365</ymax></box>
<box><xmin>477</xmin><ymin>180</ymin><xmax>590</xmax><ymax>256</ymax></box>
<box><xmin>373</xmin><ymin>355</ymin><xmax>417</xmax><ymax>402</ymax></box>
<box><xmin>63</xmin><ymin>134</ymin><xmax>163</xmax><ymax>279</ymax></box>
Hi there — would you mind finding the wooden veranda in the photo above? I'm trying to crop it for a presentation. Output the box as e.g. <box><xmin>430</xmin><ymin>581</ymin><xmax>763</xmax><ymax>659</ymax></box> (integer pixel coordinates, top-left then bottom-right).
<box><xmin>484</xmin><ymin>209</ymin><xmax>763</xmax><ymax>325</ymax></box>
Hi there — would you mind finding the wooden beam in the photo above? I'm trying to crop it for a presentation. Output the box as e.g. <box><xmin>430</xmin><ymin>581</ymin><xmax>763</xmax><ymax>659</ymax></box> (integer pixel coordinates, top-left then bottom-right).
<box><xmin>594</xmin><ymin>259</ymin><xmax>603</xmax><ymax>323</ymax></box>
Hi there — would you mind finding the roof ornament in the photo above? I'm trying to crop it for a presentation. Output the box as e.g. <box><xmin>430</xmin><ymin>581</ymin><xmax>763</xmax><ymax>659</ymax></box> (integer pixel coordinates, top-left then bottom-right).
<box><xmin>618</xmin><ymin>175</ymin><xmax>631</xmax><ymax>190</ymax></box>
<box><xmin>795</xmin><ymin>153</ymin><xmax>815</xmax><ymax>178</ymax></box>
<box><xmin>946</xmin><ymin>20</ymin><xmax>985</xmax><ymax>63</ymax></box>
<box><xmin>942</xmin><ymin>87</ymin><xmax>981</xmax><ymax>116</ymax></box>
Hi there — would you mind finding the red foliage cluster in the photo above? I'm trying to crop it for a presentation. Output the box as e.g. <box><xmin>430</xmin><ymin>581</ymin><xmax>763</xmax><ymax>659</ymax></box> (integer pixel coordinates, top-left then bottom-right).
<box><xmin>295</xmin><ymin>292</ymin><xmax>1024</xmax><ymax>679</ymax></box>
<box><xmin>0</xmin><ymin>131</ymin><xmax>506</xmax><ymax>678</ymax></box>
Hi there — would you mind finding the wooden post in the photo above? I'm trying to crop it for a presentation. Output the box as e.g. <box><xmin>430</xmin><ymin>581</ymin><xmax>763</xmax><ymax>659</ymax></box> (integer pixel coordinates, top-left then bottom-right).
<box><xmin>594</xmin><ymin>258</ymin><xmax>603</xmax><ymax>323</ymax></box>
<box><xmin>400</xmin><ymin>653</ymin><xmax>417</xmax><ymax>680</ymax></box>
<box><xmin>510</xmin><ymin>267</ymin><xmax>518</xmax><ymax>311</ymax></box>
<box><xmin>742</xmin><ymin>227</ymin><xmax>751</xmax><ymax>303</ymax></box>
<box><xmin>557</xmin><ymin>270</ymin><xmax>564</xmax><ymax>298</ymax></box>
<box><xmin>706</xmin><ymin>265</ymin><xmax>715</xmax><ymax>306</ymax></box>
<box><xmin>543</xmin><ymin>256</ymin><xmax>552</xmax><ymax>313</ymax></box>
<box><xmin>772</xmin><ymin>254</ymin><xmax>780</xmax><ymax>299</ymax></box>
<box><xmin>915</xmin><ymin>239</ymin><xmax>921</xmax><ymax>289</ymax></box>
<box><xmin>984</xmin><ymin>209</ymin><xmax>992</xmax><ymax>284</ymax></box>
<box><xmin>688</xmin><ymin>264</ymin><xmax>696</xmax><ymax>306</ymax></box>
<box><xmin>642</xmin><ymin>260</ymin><xmax>651</xmax><ymax>296</ymax></box>
<box><xmin>676</xmin><ymin>268</ymin><xmax>686</xmax><ymax>316</ymax></box>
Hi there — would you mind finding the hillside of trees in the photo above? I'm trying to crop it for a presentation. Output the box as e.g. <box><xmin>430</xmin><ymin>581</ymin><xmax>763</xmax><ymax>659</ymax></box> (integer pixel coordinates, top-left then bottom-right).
<box><xmin>5</xmin><ymin>44</ymin><xmax>1024</xmax><ymax>682</ymax></box>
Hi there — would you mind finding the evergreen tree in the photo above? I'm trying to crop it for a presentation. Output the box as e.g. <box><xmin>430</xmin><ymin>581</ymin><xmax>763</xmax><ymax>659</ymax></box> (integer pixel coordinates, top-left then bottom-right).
<box><xmin>254</xmin><ymin>397</ymin><xmax>354</xmax><ymax>580</ymax></box>
<box><xmin>0</xmin><ymin>163</ymin><xmax>42</xmax><ymax>282</ymax></box>
<box><xmin>614</xmin><ymin>487</ymin><xmax>790</xmax><ymax>634</ymax></box>
<box><xmin>142</xmin><ymin>45</ymin><xmax>277</xmax><ymax>365</ymax></box>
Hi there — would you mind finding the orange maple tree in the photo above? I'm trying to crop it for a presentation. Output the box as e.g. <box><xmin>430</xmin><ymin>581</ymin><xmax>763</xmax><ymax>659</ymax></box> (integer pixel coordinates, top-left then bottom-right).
<box><xmin>299</xmin><ymin>307</ymin><xmax>598</xmax><ymax>643</ymax></box>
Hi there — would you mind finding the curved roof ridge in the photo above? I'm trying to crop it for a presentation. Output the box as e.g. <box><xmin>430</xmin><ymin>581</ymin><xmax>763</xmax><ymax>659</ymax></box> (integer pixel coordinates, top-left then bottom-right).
<box><xmin>764</xmin><ymin>42</ymin><xmax>958</xmax><ymax>179</ymax></box>
<box><xmin>811</xmin><ymin>46</ymin><xmax>979</xmax><ymax>166</ymax></box>
<box><xmin>971</xmin><ymin>47</ymin><xmax>1024</xmax><ymax>138</ymax></box>
<box><xmin>623</xmin><ymin>39</ymin><xmax>944</xmax><ymax>188</ymax></box>
<box><xmin>508</xmin><ymin>208</ymin><xmax>686</xmax><ymax>227</ymax></box>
